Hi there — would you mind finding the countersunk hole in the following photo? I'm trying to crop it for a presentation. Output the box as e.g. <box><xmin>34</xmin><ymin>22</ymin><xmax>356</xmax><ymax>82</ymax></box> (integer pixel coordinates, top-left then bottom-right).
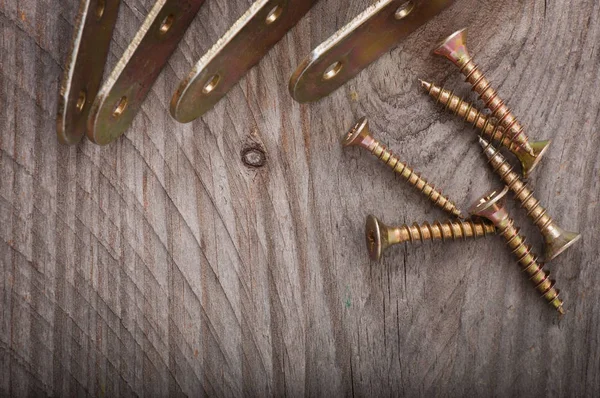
<box><xmin>159</xmin><ymin>14</ymin><xmax>175</xmax><ymax>35</ymax></box>
<box><xmin>323</xmin><ymin>61</ymin><xmax>343</xmax><ymax>80</ymax></box>
<box><xmin>394</xmin><ymin>1</ymin><xmax>414</xmax><ymax>20</ymax></box>
<box><xmin>75</xmin><ymin>90</ymin><xmax>86</xmax><ymax>113</ymax></box>
<box><xmin>96</xmin><ymin>0</ymin><xmax>106</xmax><ymax>19</ymax></box>
<box><xmin>265</xmin><ymin>5</ymin><xmax>283</xmax><ymax>25</ymax></box>
<box><xmin>202</xmin><ymin>74</ymin><xmax>221</xmax><ymax>94</ymax></box>
<box><xmin>112</xmin><ymin>96</ymin><xmax>128</xmax><ymax>118</ymax></box>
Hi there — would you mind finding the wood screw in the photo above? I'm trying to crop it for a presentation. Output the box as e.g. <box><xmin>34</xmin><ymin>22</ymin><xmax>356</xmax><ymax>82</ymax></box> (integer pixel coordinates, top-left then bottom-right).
<box><xmin>342</xmin><ymin>117</ymin><xmax>463</xmax><ymax>218</ymax></box>
<box><xmin>478</xmin><ymin>137</ymin><xmax>581</xmax><ymax>261</ymax></box>
<box><xmin>365</xmin><ymin>215</ymin><xmax>496</xmax><ymax>261</ymax></box>
<box><xmin>470</xmin><ymin>186</ymin><xmax>565</xmax><ymax>314</ymax></box>
<box><xmin>420</xmin><ymin>80</ymin><xmax>550</xmax><ymax>178</ymax></box>
<box><xmin>433</xmin><ymin>28</ymin><xmax>549</xmax><ymax>162</ymax></box>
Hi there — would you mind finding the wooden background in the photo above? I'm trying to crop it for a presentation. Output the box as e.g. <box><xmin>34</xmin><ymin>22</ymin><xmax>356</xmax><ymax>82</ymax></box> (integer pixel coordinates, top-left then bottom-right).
<box><xmin>1</xmin><ymin>0</ymin><xmax>599</xmax><ymax>395</ymax></box>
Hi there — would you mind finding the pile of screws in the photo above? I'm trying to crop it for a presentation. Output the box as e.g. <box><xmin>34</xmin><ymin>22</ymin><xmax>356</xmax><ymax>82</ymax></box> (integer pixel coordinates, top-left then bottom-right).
<box><xmin>342</xmin><ymin>28</ymin><xmax>581</xmax><ymax>315</ymax></box>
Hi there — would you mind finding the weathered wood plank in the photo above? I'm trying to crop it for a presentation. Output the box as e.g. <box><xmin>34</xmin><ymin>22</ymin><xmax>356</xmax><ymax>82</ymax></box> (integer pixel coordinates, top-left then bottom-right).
<box><xmin>1</xmin><ymin>0</ymin><xmax>599</xmax><ymax>396</ymax></box>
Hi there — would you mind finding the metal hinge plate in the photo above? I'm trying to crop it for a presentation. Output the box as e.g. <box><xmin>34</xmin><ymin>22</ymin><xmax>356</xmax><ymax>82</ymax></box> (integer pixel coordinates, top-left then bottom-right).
<box><xmin>288</xmin><ymin>0</ymin><xmax>455</xmax><ymax>103</ymax></box>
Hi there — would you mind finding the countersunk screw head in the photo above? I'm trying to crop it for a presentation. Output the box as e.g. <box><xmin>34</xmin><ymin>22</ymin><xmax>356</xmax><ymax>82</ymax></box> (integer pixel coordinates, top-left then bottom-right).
<box><xmin>342</xmin><ymin>116</ymin><xmax>374</xmax><ymax>148</ymax></box>
<box><xmin>521</xmin><ymin>140</ymin><xmax>552</xmax><ymax>177</ymax></box>
<box><xmin>365</xmin><ymin>214</ymin><xmax>385</xmax><ymax>261</ymax></box>
<box><xmin>469</xmin><ymin>186</ymin><xmax>510</xmax><ymax>223</ymax></box>
<box><xmin>433</xmin><ymin>28</ymin><xmax>470</xmax><ymax>67</ymax></box>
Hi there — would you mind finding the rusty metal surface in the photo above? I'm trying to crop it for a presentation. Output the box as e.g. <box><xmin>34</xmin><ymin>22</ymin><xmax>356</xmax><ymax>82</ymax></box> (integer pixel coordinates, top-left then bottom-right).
<box><xmin>56</xmin><ymin>0</ymin><xmax>121</xmax><ymax>145</ymax></box>
<box><xmin>288</xmin><ymin>0</ymin><xmax>455</xmax><ymax>103</ymax></box>
<box><xmin>87</xmin><ymin>0</ymin><xmax>205</xmax><ymax>145</ymax></box>
<box><xmin>170</xmin><ymin>0</ymin><xmax>318</xmax><ymax>123</ymax></box>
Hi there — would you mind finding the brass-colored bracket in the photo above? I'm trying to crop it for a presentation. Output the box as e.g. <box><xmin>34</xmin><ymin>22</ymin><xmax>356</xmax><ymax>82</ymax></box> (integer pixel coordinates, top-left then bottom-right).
<box><xmin>57</xmin><ymin>0</ymin><xmax>121</xmax><ymax>145</ymax></box>
<box><xmin>288</xmin><ymin>0</ymin><xmax>455</xmax><ymax>103</ymax></box>
<box><xmin>170</xmin><ymin>0</ymin><xmax>318</xmax><ymax>123</ymax></box>
<box><xmin>57</xmin><ymin>0</ymin><xmax>205</xmax><ymax>146</ymax></box>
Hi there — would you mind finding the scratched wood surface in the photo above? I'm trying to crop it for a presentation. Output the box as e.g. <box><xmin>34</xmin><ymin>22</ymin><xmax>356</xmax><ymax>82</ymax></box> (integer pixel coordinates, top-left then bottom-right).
<box><xmin>1</xmin><ymin>0</ymin><xmax>599</xmax><ymax>396</ymax></box>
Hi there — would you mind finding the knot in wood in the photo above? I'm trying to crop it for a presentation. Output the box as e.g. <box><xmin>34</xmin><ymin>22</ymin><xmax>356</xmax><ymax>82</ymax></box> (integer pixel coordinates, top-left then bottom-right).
<box><xmin>241</xmin><ymin>146</ymin><xmax>267</xmax><ymax>168</ymax></box>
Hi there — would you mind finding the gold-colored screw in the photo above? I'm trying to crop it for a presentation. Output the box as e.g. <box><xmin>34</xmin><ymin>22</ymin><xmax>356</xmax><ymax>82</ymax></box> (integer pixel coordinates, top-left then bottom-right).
<box><xmin>470</xmin><ymin>186</ymin><xmax>565</xmax><ymax>314</ymax></box>
<box><xmin>433</xmin><ymin>28</ymin><xmax>549</xmax><ymax>161</ymax></box>
<box><xmin>365</xmin><ymin>215</ymin><xmax>496</xmax><ymax>261</ymax></box>
<box><xmin>342</xmin><ymin>117</ymin><xmax>463</xmax><ymax>218</ymax></box>
<box><xmin>420</xmin><ymin>80</ymin><xmax>550</xmax><ymax>178</ymax></box>
<box><xmin>478</xmin><ymin>137</ymin><xmax>581</xmax><ymax>261</ymax></box>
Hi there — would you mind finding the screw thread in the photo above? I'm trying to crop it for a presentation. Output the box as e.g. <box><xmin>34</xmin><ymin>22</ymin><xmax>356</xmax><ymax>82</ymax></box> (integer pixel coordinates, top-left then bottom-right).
<box><xmin>391</xmin><ymin>218</ymin><xmax>495</xmax><ymax>245</ymax></box>
<box><xmin>368</xmin><ymin>140</ymin><xmax>463</xmax><ymax>218</ymax></box>
<box><xmin>459</xmin><ymin>58</ymin><xmax>535</xmax><ymax>156</ymax></box>
<box><xmin>496</xmin><ymin>216</ymin><xmax>564</xmax><ymax>314</ymax></box>
<box><xmin>480</xmin><ymin>141</ymin><xmax>554</xmax><ymax>232</ymax></box>
<box><xmin>422</xmin><ymin>82</ymin><xmax>520</xmax><ymax>152</ymax></box>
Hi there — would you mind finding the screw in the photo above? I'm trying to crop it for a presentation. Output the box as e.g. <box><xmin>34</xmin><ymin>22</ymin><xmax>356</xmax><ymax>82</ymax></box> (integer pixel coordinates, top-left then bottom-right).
<box><xmin>478</xmin><ymin>137</ymin><xmax>581</xmax><ymax>261</ymax></box>
<box><xmin>470</xmin><ymin>186</ymin><xmax>565</xmax><ymax>314</ymax></box>
<box><xmin>420</xmin><ymin>80</ymin><xmax>550</xmax><ymax>178</ymax></box>
<box><xmin>342</xmin><ymin>117</ymin><xmax>463</xmax><ymax>218</ymax></box>
<box><xmin>433</xmin><ymin>28</ymin><xmax>549</xmax><ymax>161</ymax></box>
<box><xmin>365</xmin><ymin>215</ymin><xmax>495</xmax><ymax>261</ymax></box>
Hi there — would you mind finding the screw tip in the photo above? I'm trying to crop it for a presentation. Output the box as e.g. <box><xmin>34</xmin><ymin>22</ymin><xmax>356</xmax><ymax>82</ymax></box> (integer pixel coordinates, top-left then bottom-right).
<box><xmin>419</xmin><ymin>79</ymin><xmax>432</xmax><ymax>91</ymax></box>
<box><xmin>451</xmin><ymin>208</ymin><xmax>464</xmax><ymax>219</ymax></box>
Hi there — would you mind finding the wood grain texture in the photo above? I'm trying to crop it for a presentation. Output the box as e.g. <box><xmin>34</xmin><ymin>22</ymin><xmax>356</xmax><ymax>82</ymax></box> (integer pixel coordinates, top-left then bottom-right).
<box><xmin>1</xmin><ymin>0</ymin><xmax>599</xmax><ymax>396</ymax></box>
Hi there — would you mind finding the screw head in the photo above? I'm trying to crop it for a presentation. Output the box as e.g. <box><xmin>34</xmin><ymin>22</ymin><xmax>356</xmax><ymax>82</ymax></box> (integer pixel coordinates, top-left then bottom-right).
<box><xmin>543</xmin><ymin>226</ymin><xmax>581</xmax><ymax>262</ymax></box>
<box><xmin>469</xmin><ymin>186</ymin><xmax>509</xmax><ymax>222</ymax></box>
<box><xmin>342</xmin><ymin>117</ymin><xmax>373</xmax><ymax>148</ymax></box>
<box><xmin>518</xmin><ymin>139</ymin><xmax>551</xmax><ymax>178</ymax></box>
<box><xmin>433</xmin><ymin>28</ymin><xmax>470</xmax><ymax>67</ymax></box>
<box><xmin>365</xmin><ymin>215</ymin><xmax>384</xmax><ymax>261</ymax></box>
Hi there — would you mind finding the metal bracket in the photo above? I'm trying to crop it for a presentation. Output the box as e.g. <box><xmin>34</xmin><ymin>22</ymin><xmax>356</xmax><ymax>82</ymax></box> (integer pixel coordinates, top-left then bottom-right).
<box><xmin>288</xmin><ymin>0</ymin><xmax>455</xmax><ymax>103</ymax></box>
<box><xmin>57</xmin><ymin>0</ymin><xmax>121</xmax><ymax>145</ymax></box>
<box><xmin>57</xmin><ymin>0</ymin><xmax>205</xmax><ymax>145</ymax></box>
<box><xmin>170</xmin><ymin>0</ymin><xmax>318</xmax><ymax>123</ymax></box>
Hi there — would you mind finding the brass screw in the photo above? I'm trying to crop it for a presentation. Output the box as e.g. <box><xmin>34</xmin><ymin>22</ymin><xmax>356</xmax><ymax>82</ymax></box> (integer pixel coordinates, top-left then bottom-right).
<box><xmin>433</xmin><ymin>28</ymin><xmax>549</xmax><ymax>161</ymax></box>
<box><xmin>420</xmin><ymin>80</ymin><xmax>551</xmax><ymax>178</ymax></box>
<box><xmin>470</xmin><ymin>186</ymin><xmax>565</xmax><ymax>314</ymax></box>
<box><xmin>343</xmin><ymin>117</ymin><xmax>463</xmax><ymax>218</ymax></box>
<box><xmin>478</xmin><ymin>137</ymin><xmax>581</xmax><ymax>261</ymax></box>
<box><xmin>365</xmin><ymin>215</ymin><xmax>495</xmax><ymax>261</ymax></box>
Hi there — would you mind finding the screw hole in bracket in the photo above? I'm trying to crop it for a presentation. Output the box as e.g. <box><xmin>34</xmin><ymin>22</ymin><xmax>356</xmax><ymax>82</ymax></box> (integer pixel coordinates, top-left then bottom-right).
<box><xmin>394</xmin><ymin>1</ymin><xmax>415</xmax><ymax>20</ymax></box>
<box><xmin>323</xmin><ymin>61</ymin><xmax>343</xmax><ymax>80</ymax></box>
<box><xmin>159</xmin><ymin>14</ymin><xmax>175</xmax><ymax>35</ymax></box>
<box><xmin>96</xmin><ymin>0</ymin><xmax>106</xmax><ymax>20</ymax></box>
<box><xmin>265</xmin><ymin>4</ymin><xmax>283</xmax><ymax>25</ymax></box>
<box><xmin>202</xmin><ymin>74</ymin><xmax>221</xmax><ymax>94</ymax></box>
<box><xmin>75</xmin><ymin>90</ymin><xmax>87</xmax><ymax>113</ymax></box>
<box><xmin>112</xmin><ymin>96</ymin><xmax>128</xmax><ymax>118</ymax></box>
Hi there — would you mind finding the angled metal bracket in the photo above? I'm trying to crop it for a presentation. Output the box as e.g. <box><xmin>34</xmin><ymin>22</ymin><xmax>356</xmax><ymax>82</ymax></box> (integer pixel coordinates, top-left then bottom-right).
<box><xmin>57</xmin><ymin>0</ymin><xmax>120</xmax><ymax>145</ymax></box>
<box><xmin>57</xmin><ymin>0</ymin><xmax>205</xmax><ymax>146</ymax></box>
<box><xmin>288</xmin><ymin>0</ymin><xmax>456</xmax><ymax>103</ymax></box>
<box><xmin>170</xmin><ymin>0</ymin><xmax>318</xmax><ymax>123</ymax></box>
